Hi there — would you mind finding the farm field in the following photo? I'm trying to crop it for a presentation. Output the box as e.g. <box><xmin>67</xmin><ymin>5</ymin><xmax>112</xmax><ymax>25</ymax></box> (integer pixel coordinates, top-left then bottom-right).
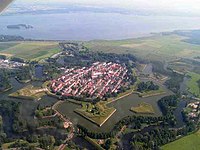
<box><xmin>186</xmin><ymin>72</ymin><xmax>200</xmax><ymax>98</ymax></box>
<box><xmin>0</xmin><ymin>41</ymin><xmax>61</xmax><ymax>61</ymax></box>
<box><xmin>85</xmin><ymin>34</ymin><xmax>200</xmax><ymax>61</ymax></box>
<box><xmin>162</xmin><ymin>130</ymin><xmax>200</xmax><ymax>150</ymax></box>
<box><xmin>130</xmin><ymin>102</ymin><xmax>154</xmax><ymax>114</ymax></box>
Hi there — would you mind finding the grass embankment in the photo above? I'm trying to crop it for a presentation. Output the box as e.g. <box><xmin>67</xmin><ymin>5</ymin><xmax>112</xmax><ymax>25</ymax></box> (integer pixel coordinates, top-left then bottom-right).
<box><xmin>162</xmin><ymin>130</ymin><xmax>200</xmax><ymax>150</ymax></box>
<box><xmin>84</xmin><ymin>136</ymin><xmax>105</xmax><ymax>150</ymax></box>
<box><xmin>138</xmin><ymin>88</ymin><xmax>166</xmax><ymax>98</ymax></box>
<box><xmin>9</xmin><ymin>85</ymin><xmax>47</xmax><ymax>100</ymax></box>
<box><xmin>0</xmin><ymin>41</ymin><xmax>61</xmax><ymax>61</ymax></box>
<box><xmin>186</xmin><ymin>72</ymin><xmax>200</xmax><ymax>98</ymax></box>
<box><xmin>130</xmin><ymin>102</ymin><xmax>155</xmax><ymax>114</ymax></box>
<box><xmin>75</xmin><ymin>101</ymin><xmax>116</xmax><ymax>127</ymax></box>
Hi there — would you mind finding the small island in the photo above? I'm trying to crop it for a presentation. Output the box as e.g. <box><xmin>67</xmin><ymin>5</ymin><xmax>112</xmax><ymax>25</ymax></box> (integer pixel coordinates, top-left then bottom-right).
<box><xmin>7</xmin><ymin>24</ymin><xmax>33</xmax><ymax>30</ymax></box>
<box><xmin>130</xmin><ymin>102</ymin><xmax>155</xmax><ymax>114</ymax></box>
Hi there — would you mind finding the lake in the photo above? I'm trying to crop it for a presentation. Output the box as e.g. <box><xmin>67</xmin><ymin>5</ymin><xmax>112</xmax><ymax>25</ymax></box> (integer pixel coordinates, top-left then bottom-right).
<box><xmin>1</xmin><ymin>13</ymin><xmax>200</xmax><ymax>40</ymax></box>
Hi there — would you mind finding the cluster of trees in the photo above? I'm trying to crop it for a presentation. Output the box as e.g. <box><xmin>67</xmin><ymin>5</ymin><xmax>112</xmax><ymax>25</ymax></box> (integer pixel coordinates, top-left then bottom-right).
<box><xmin>0</xmin><ymin>35</ymin><xmax>24</xmax><ymax>42</ymax></box>
<box><xmin>43</xmin><ymin>62</ymin><xmax>62</xmax><ymax>79</ymax></box>
<box><xmin>35</xmin><ymin>107</ymin><xmax>55</xmax><ymax>118</ymax></box>
<box><xmin>198</xmin><ymin>79</ymin><xmax>200</xmax><ymax>88</ymax></box>
<box><xmin>15</xmin><ymin>65</ymin><xmax>32</xmax><ymax>82</ymax></box>
<box><xmin>0</xmin><ymin>69</ymin><xmax>11</xmax><ymax>92</ymax></box>
<box><xmin>38</xmin><ymin>117</ymin><xmax>63</xmax><ymax>129</ymax></box>
<box><xmin>62</xmin><ymin>51</ymin><xmax>136</xmax><ymax>68</ymax></box>
<box><xmin>131</xmin><ymin>121</ymin><xmax>197</xmax><ymax>149</ymax></box>
<box><xmin>152</xmin><ymin>61</ymin><xmax>170</xmax><ymax>75</ymax></box>
<box><xmin>0</xmin><ymin>116</ymin><xmax>6</xmax><ymax>146</ymax></box>
<box><xmin>8</xmin><ymin>140</ymin><xmax>35</xmax><ymax>150</ymax></box>
<box><xmin>0</xmin><ymin>100</ymin><xmax>68</xmax><ymax>149</ymax></box>
<box><xmin>38</xmin><ymin>135</ymin><xmax>55</xmax><ymax>150</ymax></box>
<box><xmin>158</xmin><ymin>95</ymin><xmax>179</xmax><ymax>115</ymax></box>
<box><xmin>137</xmin><ymin>81</ymin><xmax>159</xmax><ymax>92</ymax></box>
<box><xmin>77</xmin><ymin>116</ymin><xmax>164</xmax><ymax>139</ymax></box>
<box><xmin>0</xmin><ymin>100</ymin><xmax>27</xmax><ymax>134</ymax></box>
<box><xmin>7</xmin><ymin>135</ymin><xmax>57</xmax><ymax>150</ymax></box>
<box><xmin>55</xmin><ymin>43</ymin><xmax>137</xmax><ymax>69</ymax></box>
<box><xmin>0</xmin><ymin>55</ymin><xmax>7</xmax><ymax>60</ymax></box>
<box><xmin>10</xmin><ymin>57</ymin><xmax>25</xmax><ymax>63</ymax></box>
<box><xmin>158</xmin><ymin>95</ymin><xmax>179</xmax><ymax>126</ymax></box>
<box><xmin>165</xmin><ymin>72</ymin><xmax>184</xmax><ymax>93</ymax></box>
<box><xmin>132</xmin><ymin>128</ymin><xmax>177</xmax><ymax>149</ymax></box>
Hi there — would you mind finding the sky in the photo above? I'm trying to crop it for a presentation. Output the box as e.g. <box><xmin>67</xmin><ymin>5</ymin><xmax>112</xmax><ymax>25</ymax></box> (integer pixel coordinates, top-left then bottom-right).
<box><xmin>17</xmin><ymin>0</ymin><xmax>200</xmax><ymax>9</ymax></box>
<box><xmin>13</xmin><ymin>0</ymin><xmax>200</xmax><ymax>15</ymax></box>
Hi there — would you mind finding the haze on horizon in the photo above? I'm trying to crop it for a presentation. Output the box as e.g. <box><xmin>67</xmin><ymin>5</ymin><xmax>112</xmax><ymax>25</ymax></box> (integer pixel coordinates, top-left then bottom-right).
<box><xmin>13</xmin><ymin>0</ymin><xmax>200</xmax><ymax>16</ymax></box>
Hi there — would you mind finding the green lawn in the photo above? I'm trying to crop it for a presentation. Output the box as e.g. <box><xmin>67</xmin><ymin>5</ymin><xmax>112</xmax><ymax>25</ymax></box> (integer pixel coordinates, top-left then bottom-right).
<box><xmin>186</xmin><ymin>72</ymin><xmax>200</xmax><ymax>98</ymax></box>
<box><xmin>85</xmin><ymin>34</ymin><xmax>200</xmax><ymax>61</ymax></box>
<box><xmin>162</xmin><ymin>130</ymin><xmax>200</xmax><ymax>150</ymax></box>
<box><xmin>0</xmin><ymin>41</ymin><xmax>61</xmax><ymax>61</ymax></box>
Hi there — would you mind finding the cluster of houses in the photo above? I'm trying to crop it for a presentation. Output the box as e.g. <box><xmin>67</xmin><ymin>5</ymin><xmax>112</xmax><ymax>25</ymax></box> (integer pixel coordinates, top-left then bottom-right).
<box><xmin>186</xmin><ymin>101</ymin><xmax>200</xmax><ymax>118</ymax></box>
<box><xmin>50</xmin><ymin>62</ymin><xmax>128</xmax><ymax>99</ymax></box>
<box><xmin>0</xmin><ymin>59</ymin><xmax>26</xmax><ymax>69</ymax></box>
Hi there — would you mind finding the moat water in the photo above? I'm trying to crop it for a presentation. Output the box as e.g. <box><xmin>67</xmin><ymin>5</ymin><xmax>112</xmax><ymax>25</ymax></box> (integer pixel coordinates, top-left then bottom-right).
<box><xmin>0</xmin><ymin>77</ymin><xmax>175</xmax><ymax>132</ymax></box>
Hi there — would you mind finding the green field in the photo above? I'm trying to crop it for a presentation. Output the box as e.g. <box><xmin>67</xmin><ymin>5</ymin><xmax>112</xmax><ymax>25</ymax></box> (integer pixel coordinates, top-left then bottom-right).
<box><xmin>186</xmin><ymin>72</ymin><xmax>200</xmax><ymax>98</ymax></box>
<box><xmin>130</xmin><ymin>102</ymin><xmax>154</xmax><ymax>114</ymax></box>
<box><xmin>162</xmin><ymin>130</ymin><xmax>200</xmax><ymax>150</ymax></box>
<box><xmin>85</xmin><ymin>34</ymin><xmax>200</xmax><ymax>61</ymax></box>
<box><xmin>0</xmin><ymin>41</ymin><xmax>61</xmax><ymax>61</ymax></box>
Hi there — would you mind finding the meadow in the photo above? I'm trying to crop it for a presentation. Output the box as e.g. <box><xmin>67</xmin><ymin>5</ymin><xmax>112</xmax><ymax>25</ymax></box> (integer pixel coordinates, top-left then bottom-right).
<box><xmin>162</xmin><ymin>130</ymin><xmax>200</xmax><ymax>150</ymax></box>
<box><xmin>0</xmin><ymin>41</ymin><xmax>61</xmax><ymax>61</ymax></box>
<box><xmin>186</xmin><ymin>72</ymin><xmax>200</xmax><ymax>98</ymax></box>
<box><xmin>85</xmin><ymin>34</ymin><xmax>200</xmax><ymax>61</ymax></box>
